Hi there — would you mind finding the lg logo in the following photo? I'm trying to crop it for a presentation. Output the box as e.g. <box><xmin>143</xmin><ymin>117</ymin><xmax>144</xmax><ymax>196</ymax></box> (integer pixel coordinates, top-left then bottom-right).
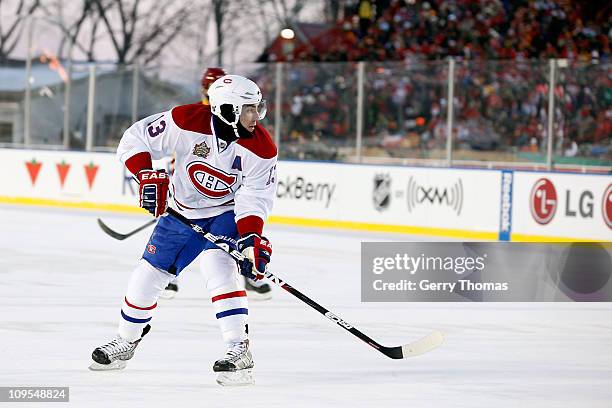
<box><xmin>603</xmin><ymin>184</ymin><xmax>612</xmax><ymax>230</ymax></box>
<box><xmin>530</xmin><ymin>179</ymin><xmax>611</xmax><ymax>228</ymax></box>
<box><xmin>530</xmin><ymin>178</ymin><xmax>557</xmax><ymax>225</ymax></box>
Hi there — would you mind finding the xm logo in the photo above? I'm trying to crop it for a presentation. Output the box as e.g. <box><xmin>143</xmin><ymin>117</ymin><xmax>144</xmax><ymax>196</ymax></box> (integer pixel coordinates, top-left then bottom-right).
<box><xmin>407</xmin><ymin>176</ymin><xmax>464</xmax><ymax>215</ymax></box>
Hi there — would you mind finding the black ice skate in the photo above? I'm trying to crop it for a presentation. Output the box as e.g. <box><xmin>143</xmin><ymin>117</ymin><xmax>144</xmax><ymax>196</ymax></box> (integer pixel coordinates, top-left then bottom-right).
<box><xmin>245</xmin><ymin>277</ymin><xmax>272</xmax><ymax>301</ymax></box>
<box><xmin>89</xmin><ymin>324</ymin><xmax>151</xmax><ymax>371</ymax></box>
<box><xmin>213</xmin><ymin>340</ymin><xmax>254</xmax><ymax>386</ymax></box>
<box><xmin>160</xmin><ymin>282</ymin><xmax>179</xmax><ymax>299</ymax></box>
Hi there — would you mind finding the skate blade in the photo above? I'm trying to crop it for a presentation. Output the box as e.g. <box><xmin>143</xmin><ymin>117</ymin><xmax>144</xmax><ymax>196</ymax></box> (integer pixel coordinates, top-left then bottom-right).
<box><xmin>216</xmin><ymin>369</ymin><xmax>254</xmax><ymax>386</ymax></box>
<box><xmin>159</xmin><ymin>289</ymin><xmax>177</xmax><ymax>299</ymax></box>
<box><xmin>88</xmin><ymin>360</ymin><xmax>127</xmax><ymax>371</ymax></box>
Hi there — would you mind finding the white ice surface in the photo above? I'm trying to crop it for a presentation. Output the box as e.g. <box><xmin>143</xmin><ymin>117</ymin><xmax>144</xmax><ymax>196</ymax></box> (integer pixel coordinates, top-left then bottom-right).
<box><xmin>0</xmin><ymin>205</ymin><xmax>611</xmax><ymax>408</ymax></box>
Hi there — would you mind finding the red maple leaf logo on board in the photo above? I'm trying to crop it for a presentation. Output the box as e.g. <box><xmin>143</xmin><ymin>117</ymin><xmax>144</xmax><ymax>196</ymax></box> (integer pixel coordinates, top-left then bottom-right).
<box><xmin>84</xmin><ymin>162</ymin><xmax>99</xmax><ymax>190</ymax></box>
<box><xmin>25</xmin><ymin>159</ymin><xmax>42</xmax><ymax>186</ymax></box>
<box><xmin>56</xmin><ymin>160</ymin><xmax>71</xmax><ymax>188</ymax></box>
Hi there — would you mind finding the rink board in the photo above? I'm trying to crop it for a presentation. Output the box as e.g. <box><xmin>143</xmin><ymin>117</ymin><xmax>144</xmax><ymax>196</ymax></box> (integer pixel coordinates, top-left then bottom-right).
<box><xmin>511</xmin><ymin>171</ymin><xmax>611</xmax><ymax>241</ymax></box>
<box><xmin>0</xmin><ymin>148</ymin><xmax>609</xmax><ymax>241</ymax></box>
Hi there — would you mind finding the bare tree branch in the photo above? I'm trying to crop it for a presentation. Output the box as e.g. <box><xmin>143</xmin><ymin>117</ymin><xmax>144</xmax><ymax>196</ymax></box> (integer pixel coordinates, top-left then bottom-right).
<box><xmin>142</xmin><ymin>10</ymin><xmax>189</xmax><ymax>65</ymax></box>
<box><xmin>91</xmin><ymin>0</ymin><xmax>196</xmax><ymax>65</ymax></box>
<box><xmin>0</xmin><ymin>0</ymin><xmax>40</xmax><ymax>61</ymax></box>
<box><xmin>87</xmin><ymin>11</ymin><xmax>100</xmax><ymax>60</ymax></box>
<box><xmin>43</xmin><ymin>0</ymin><xmax>95</xmax><ymax>59</ymax></box>
<box><xmin>94</xmin><ymin>0</ymin><xmax>122</xmax><ymax>60</ymax></box>
<box><xmin>129</xmin><ymin>4</ymin><xmax>188</xmax><ymax>62</ymax></box>
<box><xmin>253</xmin><ymin>0</ymin><xmax>273</xmax><ymax>45</ymax></box>
<box><xmin>4</xmin><ymin>23</ymin><xmax>26</xmax><ymax>56</ymax></box>
<box><xmin>212</xmin><ymin>0</ymin><xmax>228</xmax><ymax>66</ymax></box>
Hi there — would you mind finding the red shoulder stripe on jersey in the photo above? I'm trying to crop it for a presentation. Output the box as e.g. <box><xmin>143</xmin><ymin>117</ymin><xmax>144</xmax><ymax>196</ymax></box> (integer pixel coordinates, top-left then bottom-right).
<box><xmin>236</xmin><ymin>124</ymin><xmax>277</xmax><ymax>159</ymax></box>
<box><xmin>237</xmin><ymin>215</ymin><xmax>264</xmax><ymax>236</ymax></box>
<box><xmin>211</xmin><ymin>290</ymin><xmax>247</xmax><ymax>302</ymax></box>
<box><xmin>171</xmin><ymin>102</ymin><xmax>212</xmax><ymax>134</ymax></box>
<box><xmin>125</xmin><ymin>151</ymin><xmax>152</xmax><ymax>175</ymax></box>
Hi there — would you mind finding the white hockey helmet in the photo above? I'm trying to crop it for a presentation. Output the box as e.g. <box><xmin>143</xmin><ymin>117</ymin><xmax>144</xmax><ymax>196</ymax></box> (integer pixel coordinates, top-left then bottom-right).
<box><xmin>208</xmin><ymin>75</ymin><xmax>267</xmax><ymax>128</ymax></box>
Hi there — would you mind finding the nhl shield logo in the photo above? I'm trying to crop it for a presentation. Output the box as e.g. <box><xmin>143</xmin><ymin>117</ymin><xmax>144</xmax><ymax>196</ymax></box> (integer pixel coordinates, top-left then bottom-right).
<box><xmin>373</xmin><ymin>174</ymin><xmax>391</xmax><ymax>211</ymax></box>
<box><xmin>192</xmin><ymin>141</ymin><xmax>211</xmax><ymax>158</ymax></box>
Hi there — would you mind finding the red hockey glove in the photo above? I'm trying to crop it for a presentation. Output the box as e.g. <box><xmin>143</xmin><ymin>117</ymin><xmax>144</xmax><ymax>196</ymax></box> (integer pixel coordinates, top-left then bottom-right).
<box><xmin>237</xmin><ymin>233</ymin><xmax>272</xmax><ymax>281</ymax></box>
<box><xmin>137</xmin><ymin>169</ymin><xmax>169</xmax><ymax>217</ymax></box>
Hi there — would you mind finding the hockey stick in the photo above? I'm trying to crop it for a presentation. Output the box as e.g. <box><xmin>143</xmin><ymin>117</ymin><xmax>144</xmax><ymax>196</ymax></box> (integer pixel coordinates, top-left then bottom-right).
<box><xmin>97</xmin><ymin>218</ymin><xmax>157</xmax><ymax>240</ymax></box>
<box><xmin>166</xmin><ymin>207</ymin><xmax>443</xmax><ymax>359</ymax></box>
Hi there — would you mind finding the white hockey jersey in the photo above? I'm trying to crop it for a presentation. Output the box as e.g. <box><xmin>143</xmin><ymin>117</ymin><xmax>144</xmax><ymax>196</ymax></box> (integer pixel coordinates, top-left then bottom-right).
<box><xmin>117</xmin><ymin>102</ymin><xmax>277</xmax><ymax>228</ymax></box>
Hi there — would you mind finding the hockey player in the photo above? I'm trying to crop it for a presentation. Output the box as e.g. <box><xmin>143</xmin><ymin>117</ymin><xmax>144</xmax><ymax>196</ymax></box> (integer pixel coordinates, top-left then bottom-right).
<box><xmin>201</xmin><ymin>67</ymin><xmax>226</xmax><ymax>104</ymax></box>
<box><xmin>160</xmin><ymin>67</ymin><xmax>272</xmax><ymax>301</ymax></box>
<box><xmin>90</xmin><ymin>74</ymin><xmax>277</xmax><ymax>386</ymax></box>
<box><xmin>159</xmin><ymin>67</ymin><xmax>226</xmax><ymax>299</ymax></box>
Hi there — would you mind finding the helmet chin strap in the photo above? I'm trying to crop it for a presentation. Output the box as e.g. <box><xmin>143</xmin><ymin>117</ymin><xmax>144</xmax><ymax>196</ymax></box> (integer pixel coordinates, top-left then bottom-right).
<box><xmin>223</xmin><ymin>114</ymin><xmax>241</xmax><ymax>139</ymax></box>
<box><xmin>230</xmin><ymin>122</ymin><xmax>240</xmax><ymax>139</ymax></box>
<box><xmin>212</xmin><ymin>115</ymin><xmax>252</xmax><ymax>143</ymax></box>
<box><xmin>216</xmin><ymin>104</ymin><xmax>242</xmax><ymax>138</ymax></box>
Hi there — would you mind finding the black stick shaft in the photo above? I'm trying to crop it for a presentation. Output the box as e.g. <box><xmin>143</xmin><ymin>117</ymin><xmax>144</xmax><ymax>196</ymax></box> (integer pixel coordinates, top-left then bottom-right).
<box><xmin>268</xmin><ymin>275</ymin><xmax>397</xmax><ymax>356</ymax></box>
<box><xmin>166</xmin><ymin>207</ymin><xmax>401</xmax><ymax>358</ymax></box>
<box><xmin>97</xmin><ymin>218</ymin><xmax>157</xmax><ymax>240</ymax></box>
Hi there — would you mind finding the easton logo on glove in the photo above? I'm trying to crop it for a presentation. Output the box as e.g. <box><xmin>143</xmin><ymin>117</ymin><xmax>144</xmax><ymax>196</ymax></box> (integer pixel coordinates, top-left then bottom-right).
<box><xmin>137</xmin><ymin>169</ymin><xmax>170</xmax><ymax>217</ymax></box>
<box><xmin>237</xmin><ymin>233</ymin><xmax>272</xmax><ymax>281</ymax></box>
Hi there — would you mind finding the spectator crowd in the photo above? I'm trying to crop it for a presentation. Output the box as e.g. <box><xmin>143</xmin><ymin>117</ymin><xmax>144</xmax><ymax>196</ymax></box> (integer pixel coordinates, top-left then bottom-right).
<box><xmin>265</xmin><ymin>0</ymin><xmax>610</xmax><ymax>164</ymax></box>
<box><xmin>294</xmin><ymin>0</ymin><xmax>609</xmax><ymax>63</ymax></box>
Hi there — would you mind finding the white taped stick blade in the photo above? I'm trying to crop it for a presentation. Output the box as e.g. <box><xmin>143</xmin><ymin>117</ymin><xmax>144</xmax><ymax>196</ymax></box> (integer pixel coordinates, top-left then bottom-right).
<box><xmin>401</xmin><ymin>330</ymin><xmax>444</xmax><ymax>358</ymax></box>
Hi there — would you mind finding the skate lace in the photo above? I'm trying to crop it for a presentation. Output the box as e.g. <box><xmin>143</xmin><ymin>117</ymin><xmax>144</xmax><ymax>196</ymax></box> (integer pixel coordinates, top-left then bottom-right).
<box><xmin>100</xmin><ymin>337</ymin><xmax>133</xmax><ymax>356</ymax></box>
<box><xmin>224</xmin><ymin>342</ymin><xmax>248</xmax><ymax>362</ymax></box>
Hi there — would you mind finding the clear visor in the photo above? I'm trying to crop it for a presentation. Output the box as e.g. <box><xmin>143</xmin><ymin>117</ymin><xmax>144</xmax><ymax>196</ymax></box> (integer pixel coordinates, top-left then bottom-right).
<box><xmin>219</xmin><ymin>100</ymin><xmax>268</xmax><ymax>127</ymax></box>
<box><xmin>255</xmin><ymin>99</ymin><xmax>267</xmax><ymax>120</ymax></box>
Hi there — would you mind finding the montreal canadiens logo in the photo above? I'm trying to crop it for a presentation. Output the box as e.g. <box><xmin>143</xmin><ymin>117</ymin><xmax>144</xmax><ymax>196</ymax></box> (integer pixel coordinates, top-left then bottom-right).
<box><xmin>603</xmin><ymin>183</ymin><xmax>612</xmax><ymax>230</ymax></box>
<box><xmin>187</xmin><ymin>161</ymin><xmax>237</xmax><ymax>199</ymax></box>
<box><xmin>147</xmin><ymin>244</ymin><xmax>156</xmax><ymax>254</ymax></box>
<box><xmin>530</xmin><ymin>178</ymin><xmax>557</xmax><ymax>225</ymax></box>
